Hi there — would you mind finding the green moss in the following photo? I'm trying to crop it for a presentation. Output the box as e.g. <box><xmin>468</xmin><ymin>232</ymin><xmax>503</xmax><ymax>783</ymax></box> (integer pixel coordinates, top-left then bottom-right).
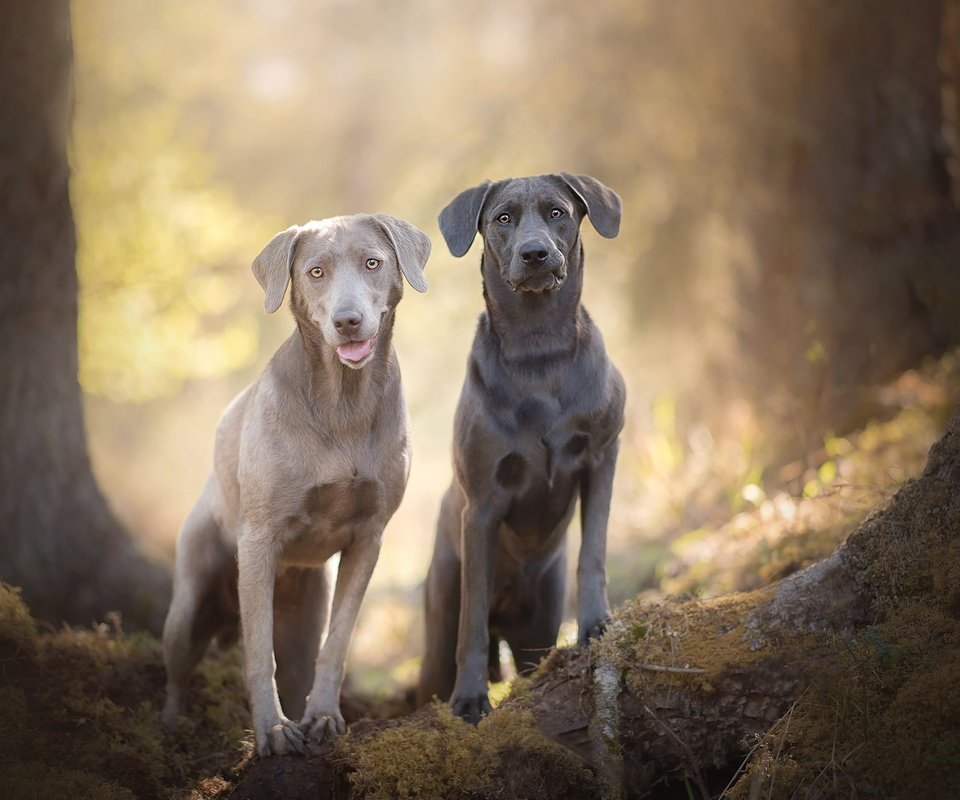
<box><xmin>338</xmin><ymin>702</ymin><xmax>596</xmax><ymax>800</ymax></box>
<box><xmin>0</xmin><ymin>583</ymin><xmax>38</xmax><ymax>658</ymax></box>
<box><xmin>0</xmin><ymin>580</ymin><xmax>250</xmax><ymax>800</ymax></box>
<box><xmin>728</xmin><ymin>604</ymin><xmax>960</xmax><ymax>798</ymax></box>
<box><xmin>720</xmin><ymin>399</ymin><xmax>960</xmax><ymax>798</ymax></box>
<box><xmin>597</xmin><ymin>589</ymin><xmax>780</xmax><ymax>691</ymax></box>
<box><xmin>846</xmin><ymin>473</ymin><xmax>960</xmax><ymax>617</ymax></box>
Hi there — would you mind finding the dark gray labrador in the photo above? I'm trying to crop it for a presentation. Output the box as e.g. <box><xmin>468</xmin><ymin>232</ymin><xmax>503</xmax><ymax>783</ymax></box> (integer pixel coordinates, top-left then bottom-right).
<box><xmin>417</xmin><ymin>173</ymin><xmax>625</xmax><ymax>722</ymax></box>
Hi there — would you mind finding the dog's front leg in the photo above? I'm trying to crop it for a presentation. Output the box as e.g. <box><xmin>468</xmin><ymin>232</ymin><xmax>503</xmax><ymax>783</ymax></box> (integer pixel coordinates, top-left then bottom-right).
<box><xmin>577</xmin><ymin>440</ymin><xmax>618</xmax><ymax>644</ymax></box>
<box><xmin>237</xmin><ymin>532</ymin><xmax>306</xmax><ymax>757</ymax></box>
<box><xmin>451</xmin><ymin>502</ymin><xmax>500</xmax><ymax>723</ymax></box>
<box><xmin>300</xmin><ymin>532</ymin><xmax>381</xmax><ymax>743</ymax></box>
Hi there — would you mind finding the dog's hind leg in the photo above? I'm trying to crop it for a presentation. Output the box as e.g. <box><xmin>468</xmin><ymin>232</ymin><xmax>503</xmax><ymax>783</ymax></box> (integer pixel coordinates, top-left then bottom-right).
<box><xmin>273</xmin><ymin>564</ymin><xmax>331</xmax><ymax>721</ymax></box>
<box><xmin>162</xmin><ymin>484</ymin><xmax>235</xmax><ymax>731</ymax></box>
<box><xmin>503</xmin><ymin>551</ymin><xmax>566</xmax><ymax>676</ymax></box>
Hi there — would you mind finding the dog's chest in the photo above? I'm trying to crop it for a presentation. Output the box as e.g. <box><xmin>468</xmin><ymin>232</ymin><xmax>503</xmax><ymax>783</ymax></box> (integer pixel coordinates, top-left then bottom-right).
<box><xmin>279</xmin><ymin>464</ymin><xmax>399</xmax><ymax>566</ymax></box>
<box><xmin>500</xmin><ymin>392</ymin><xmax>592</xmax><ymax>475</ymax></box>
<box><xmin>307</xmin><ymin>476</ymin><xmax>381</xmax><ymax>528</ymax></box>
<box><xmin>494</xmin><ymin>420</ymin><xmax>587</xmax><ymax>519</ymax></box>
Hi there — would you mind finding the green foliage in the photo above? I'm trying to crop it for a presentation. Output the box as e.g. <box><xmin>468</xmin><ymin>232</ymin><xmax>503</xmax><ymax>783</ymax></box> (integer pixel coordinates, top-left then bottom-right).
<box><xmin>71</xmin><ymin>3</ymin><xmax>275</xmax><ymax>403</ymax></box>
<box><xmin>654</xmin><ymin>350</ymin><xmax>960</xmax><ymax>600</ymax></box>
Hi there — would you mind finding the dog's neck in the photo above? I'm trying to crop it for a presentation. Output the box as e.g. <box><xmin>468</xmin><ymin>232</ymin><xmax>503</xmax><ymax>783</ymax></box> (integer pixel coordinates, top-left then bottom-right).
<box><xmin>286</xmin><ymin>295</ymin><xmax>397</xmax><ymax>426</ymax></box>
<box><xmin>480</xmin><ymin>238</ymin><xmax>586</xmax><ymax>363</ymax></box>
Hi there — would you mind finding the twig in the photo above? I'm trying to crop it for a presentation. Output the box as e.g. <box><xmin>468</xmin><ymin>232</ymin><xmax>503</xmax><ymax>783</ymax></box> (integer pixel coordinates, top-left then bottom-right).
<box><xmin>637</xmin><ymin>663</ymin><xmax>707</xmax><ymax>674</ymax></box>
<box><xmin>642</xmin><ymin>705</ymin><xmax>710</xmax><ymax>800</ymax></box>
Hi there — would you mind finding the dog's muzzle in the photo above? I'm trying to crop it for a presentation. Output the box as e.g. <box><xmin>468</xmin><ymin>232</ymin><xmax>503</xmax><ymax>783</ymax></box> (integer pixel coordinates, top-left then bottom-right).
<box><xmin>507</xmin><ymin>241</ymin><xmax>566</xmax><ymax>292</ymax></box>
<box><xmin>505</xmin><ymin>264</ymin><xmax>567</xmax><ymax>293</ymax></box>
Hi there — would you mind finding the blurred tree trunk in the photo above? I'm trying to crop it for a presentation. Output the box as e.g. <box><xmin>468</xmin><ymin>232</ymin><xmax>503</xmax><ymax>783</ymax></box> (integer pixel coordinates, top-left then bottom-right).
<box><xmin>0</xmin><ymin>1</ymin><xmax>168</xmax><ymax>630</ymax></box>
<box><xmin>569</xmin><ymin>0</ymin><xmax>960</xmax><ymax>457</ymax></box>
<box><xmin>732</xmin><ymin>0</ymin><xmax>960</xmax><ymax>454</ymax></box>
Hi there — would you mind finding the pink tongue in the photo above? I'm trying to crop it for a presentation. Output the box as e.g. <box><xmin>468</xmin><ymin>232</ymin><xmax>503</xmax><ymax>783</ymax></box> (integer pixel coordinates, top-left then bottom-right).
<box><xmin>336</xmin><ymin>339</ymin><xmax>374</xmax><ymax>362</ymax></box>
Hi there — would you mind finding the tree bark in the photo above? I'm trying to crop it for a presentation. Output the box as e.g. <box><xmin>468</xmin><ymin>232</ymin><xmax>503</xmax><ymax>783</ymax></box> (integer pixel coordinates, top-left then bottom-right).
<box><xmin>545</xmin><ymin>0</ymin><xmax>960</xmax><ymax>454</ymax></box>
<box><xmin>730</xmin><ymin>0</ymin><xmax>960</xmax><ymax>451</ymax></box>
<box><xmin>0</xmin><ymin>1</ymin><xmax>168</xmax><ymax>630</ymax></box>
<box><xmin>524</xmin><ymin>406</ymin><xmax>960</xmax><ymax>797</ymax></box>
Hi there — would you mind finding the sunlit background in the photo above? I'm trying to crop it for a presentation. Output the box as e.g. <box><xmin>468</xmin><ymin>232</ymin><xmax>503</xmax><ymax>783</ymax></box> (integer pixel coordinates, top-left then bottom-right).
<box><xmin>71</xmin><ymin>0</ymin><xmax>960</xmax><ymax>695</ymax></box>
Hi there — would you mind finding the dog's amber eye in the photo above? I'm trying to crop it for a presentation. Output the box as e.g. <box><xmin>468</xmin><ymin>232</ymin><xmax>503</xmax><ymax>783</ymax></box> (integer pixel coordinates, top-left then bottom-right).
<box><xmin>365</xmin><ymin>258</ymin><xmax>381</xmax><ymax>270</ymax></box>
<box><xmin>497</xmin><ymin>213</ymin><xmax>510</xmax><ymax>224</ymax></box>
<box><xmin>309</xmin><ymin>266</ymin><xmax>324</xmax><ymax>278</ymax></box>
<box><xmin>550</xmin><ymin>208</ymin><xmax>564</xmax><ymax>219</ymax></box>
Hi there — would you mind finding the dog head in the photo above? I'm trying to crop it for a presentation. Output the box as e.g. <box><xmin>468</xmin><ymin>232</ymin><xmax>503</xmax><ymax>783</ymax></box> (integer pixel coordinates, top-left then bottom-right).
<box><xmin>252</xmin><ymin>214</ymin><xmax>429</xmax><ymax>368</ymax></box>
<box><xmin>438</xmin><ymin>173</ymin><xmax>621</xmax><ymax>293</ymax></box>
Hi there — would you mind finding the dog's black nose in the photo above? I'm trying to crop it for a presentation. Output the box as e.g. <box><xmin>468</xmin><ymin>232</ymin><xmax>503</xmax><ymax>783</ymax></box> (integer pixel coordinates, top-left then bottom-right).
<box><xmin>334</xmin><ymin>309</ymin><xmax>363</xmax><ymax>335</ymax></box>
<box><xmin>519</xmin><ymin>243</ymin><xmax>549</xmax><ymax>264</ymax></box>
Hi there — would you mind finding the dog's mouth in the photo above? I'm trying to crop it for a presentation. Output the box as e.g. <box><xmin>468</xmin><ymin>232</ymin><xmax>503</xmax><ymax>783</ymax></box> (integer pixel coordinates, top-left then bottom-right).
<box><xmin>336</xmin><ymin>336</ymin><xmax>378</xmax><ymax>367</ymax></box>
<box><xmin>507</xmin><ymin>272</ymin><xmax>565</xmax><ymax>293</ymax></box>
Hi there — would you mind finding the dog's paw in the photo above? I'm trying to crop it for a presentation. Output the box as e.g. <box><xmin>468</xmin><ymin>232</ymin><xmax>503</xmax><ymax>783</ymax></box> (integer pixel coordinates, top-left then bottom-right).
<box><xmin>255</xmin><ymin>716</ymin><xmax>306</xmax><ymax>757</ymax></box>
<box><xmin>577</xmin><ymin>615</ymin><xmax>611</xmax><ymax>645</ymax></box>
<box><xmin>300</xmin><ymin>705</ymin><xmax>346</xmax><ymax>743</ymax></box>
<box><xmin>451</xmin><ymin>692</ymin><xmax>492</xmax><ymax>725</ymax></box>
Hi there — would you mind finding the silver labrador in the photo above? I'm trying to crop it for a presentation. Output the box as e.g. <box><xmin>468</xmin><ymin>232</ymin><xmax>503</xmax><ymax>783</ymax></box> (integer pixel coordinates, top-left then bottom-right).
<box><xmin>162</xmin><ymin>213</ymin><xmax>429</xmax><ymax>755</ymax></box>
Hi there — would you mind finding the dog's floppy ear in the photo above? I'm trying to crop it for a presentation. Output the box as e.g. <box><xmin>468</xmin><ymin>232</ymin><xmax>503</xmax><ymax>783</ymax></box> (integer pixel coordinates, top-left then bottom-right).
<box><xmin>252</xmin><ymin>225</ymin><xmax>299</xmax><ymax>313</ymax></box>
<box><xmin>373</xmin><ymin>214</ymin><xmax>431</xmax><ymax>293</ymax></box>
<box><xmin>438</xmin><ymin>181</ymin><xmax>494</xmax><ymax>257</ymax></box>
<box><xmin>560</xmin><ymin>173</ymin><xmax>622</xmax><ymax>239</ymax></box>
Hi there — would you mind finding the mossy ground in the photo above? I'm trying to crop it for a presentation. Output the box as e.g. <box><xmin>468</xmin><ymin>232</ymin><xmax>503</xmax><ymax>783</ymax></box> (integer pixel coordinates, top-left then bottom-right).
<box><xmin>337</xmin><ymin>702</ymin><xmax>597</xmax><ymax>800</ymax></box>
<box><xmin>0</xmin><ymin>583</ymin><xmax>251</xmax><ymax>800</ymax></box>
<box><xmin>725</xmin><ymin>602</ymin><xmax>960</xmax><ymax>799</ymax></box>
<box><xmin>657</xmin><ymin>352</ymin><xmax>960</xmax><ymax>602</ymax></box>
<box><xmin>2</xmin><ymin>352</ymin><xmax>959</xmax><ymax>799</ymax></box>
<box><xmin>721</xmin><ymin>389</ymin><xmax>960</xmax><ymax>798</ymax></box>
<box><xmin>608</xmin><ymin>590</ymin><xmax>784</xmax><ymax>698</ymax></box>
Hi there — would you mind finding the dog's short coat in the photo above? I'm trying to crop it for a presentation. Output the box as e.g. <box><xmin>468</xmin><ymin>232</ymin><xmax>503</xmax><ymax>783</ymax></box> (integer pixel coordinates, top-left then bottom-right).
<box><xmin>417</xmin><ymin>173</ymin><xmax>625</xmax><ymax>722</ymax></box>
<box><xmin>162</xmin><ymin>213</ymin><xmax>429</xmax><ymax>756</ymax></box>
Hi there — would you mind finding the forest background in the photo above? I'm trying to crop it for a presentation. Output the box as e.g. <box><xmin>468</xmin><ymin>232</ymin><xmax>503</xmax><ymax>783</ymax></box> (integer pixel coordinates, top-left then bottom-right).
<box><xmin>4</xmin><ymin>1</ymin><xmax>960</xmax><ymax>797</ymax></box>
<box><xmin>65</xmin><ymin>0</ymin><xmax>960</xmax><ymax>695</ymax></box>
